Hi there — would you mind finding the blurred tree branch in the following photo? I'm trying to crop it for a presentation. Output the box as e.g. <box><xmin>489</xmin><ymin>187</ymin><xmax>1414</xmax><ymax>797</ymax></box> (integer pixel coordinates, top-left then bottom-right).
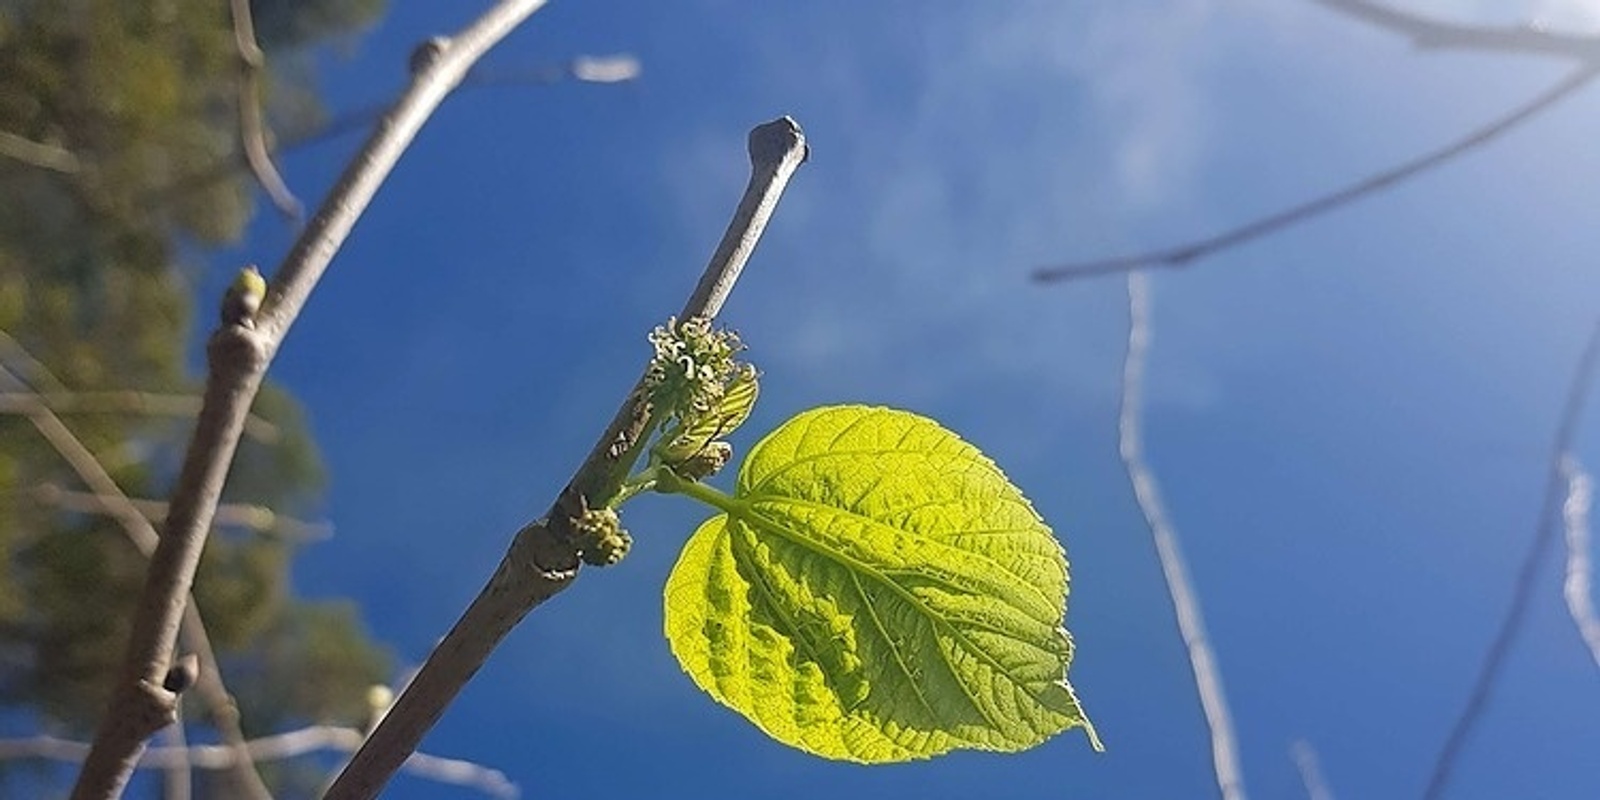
<box><xmin>25</xmin><ymin>483</ymin><xmax>332</xmax><ymax>543</ymax></box>
<box><xmin>227</xmin><ymin>0</ymin><xmax>302</xmax><ymax>221</ymax></box>
<box><xmin>1033</xmin><ymin>3</ymin><xmax>1600</xmax><ymax>283</ymax></box>
<box><xmin>2</xmin><ymin>726</ymin><xmax>515</xmax><ymax>799</ymax></box>
<box><xmin>1115</xmin><ymin>273</ymin><xmax>1247</xmax><ymax>800</ymax></box>
<box><xmin>0</xmin><ymin>129</ymin><xmax>81</xmax><ymax>174</ymax></box>
<box><xmin>1311</xmin><ymin>0</ymin><xmax>1600</xmax><ymax>60</ymax></box>
<box><xmin>1559</xmin><ymin>457</ymin><xmax>1600</xmax><ymax>671</ymax></box>
<box><xmin>1290</xmin><ymin>739</ymin><xmax>1337</xmax><ymax>800</ymax></box>
<box><xmin>158</xmin><ymin>724</ymin><xmax>189</xmax><ymax>800</ymax></box>
<box><xmin>138</xmin><ymin>52</ymin><xmax>640</xmax><ymax>213</ymax></box>
<box><xmin>70</xmin><ymin>2</ymin><xmax>557</xmax><ymax>797</ymax></box>
<box><xmin>0</xmin><ymin>389</ymin><xmax>280</xmax><ymax>443</ymax></box>
<box><xmin>1423</xmin><ymin>316</ymin><xmax>1600</xmax><ymax>800</ymax></box>
<box><xmin>0</xmin><ymin>360</ymin><xmax>271</xmax><ymax>800</ymax></box>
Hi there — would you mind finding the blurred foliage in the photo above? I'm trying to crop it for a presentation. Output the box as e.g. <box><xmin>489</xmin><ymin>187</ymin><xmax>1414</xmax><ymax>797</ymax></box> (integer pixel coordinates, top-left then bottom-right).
<box><xmin>0</xmin><ymin>0</ymin><xmax>392</xmax><ymax>795</ymax></box>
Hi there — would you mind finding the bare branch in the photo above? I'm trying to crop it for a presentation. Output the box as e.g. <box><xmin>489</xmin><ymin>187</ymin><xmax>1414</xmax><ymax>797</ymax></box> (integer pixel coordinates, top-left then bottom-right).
<box><xmin>1312</xmin><ymin>0</ymin><xmax>1600</xmax><ymax>61</ymax></box>
<box><xmin>0</xmin><ymin>129</ymin><xmax>81</xmax><ymax>174</ymax></box>
<box><xmin>1290</xmin><ymin>740</ymin><xmax>1337</xmax><ymax>800</ymax></box>
<box><xmin>71</xmin><ymin>3</ymin><xmax>557</xmax><ymax>797</ymax></box>
<box><xmin>1033</xmin><ymin>66</ymin><xmax>1597</xmax><ymax>282</ymax></box>
<box><xmin>322</xmin><ymin>116</ymin><xmax>808</xmax><ymax>800</ymax></box>
<box><xmin>0</xmin><ymin>366</ymin><xmax>271</xmax><ymax>799</ymax></box>
<box><xmin>227</xmin><ymin>0</ymin><xmax>302</xmax><ymax>220</ymax></box>
<box><xmin>158</xmin><ymin>723</ymin><xmax>189</xmax><ymax>800</ymax></box>
<box><xmin>1117</xmin><ymin>273</ymin><xmax>1248</xmax><ymax>800</ymax></box>
<box><xmin>28</xmin><ymin>483</ymin><xmax>332</xmax><ymax>542</ymax></box>
<box><xmin>568</xmin><ymin>54</ymin><xmax>642</xmax><ymax>84</ymax></box>
<box><xmin>0</xmin><ymin>389</ymin><xmax>280</xmax><ymax>443</ymax></box>
<box><xmin>1559</xmin><ymin>457</ymin><xmax>1600</xmax><ymax>670</ymax></box>
<box><xmin>142</xmin><ymin>52</ymin><xmax>640</xmax><ymax>214</ymax></box>
<box><xmin>1423</xmin><ymin>315</ymin><xmax>1600</xmax><ymax>799</ymax></box>
<box><xmin>1</xmin><ymin>727</ymin><xmax>516</xmax><ymax>799</ymax></box>
<box><xmin>467</xmin><ymin>53</ymin><xmax>643</xmax><ymax>87</ymax></box>
<box><xmin>0</xmin><ymin>328</ymin><xmax>68</xmax><ymax>390</ymax></box>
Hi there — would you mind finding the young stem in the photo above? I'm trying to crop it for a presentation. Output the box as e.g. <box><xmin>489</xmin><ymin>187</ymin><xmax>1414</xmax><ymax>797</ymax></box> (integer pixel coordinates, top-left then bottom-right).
<box><xmin>320</xmin><ymin>117</ymin><xmax>808</xmax><ymax>800</ymax></box>
<box><xmin>652</xmin><ymin>466</ymin><xmax>739</xmax><ymax>514</ymax></box>
<box><xmin>611</xmin><ymin>470</ymin><xmax>661</xmax><ymax>506</ymax></box>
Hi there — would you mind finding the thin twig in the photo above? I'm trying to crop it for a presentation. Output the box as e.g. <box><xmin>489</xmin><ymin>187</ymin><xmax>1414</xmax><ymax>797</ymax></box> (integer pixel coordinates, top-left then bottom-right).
<box><xmin>158</xmin><ymin>723</ymin><xmax>189</xmax><ymax>800</ymax></box>
<box><xmin>227</xmin><ymin>0</ymin><xmax>302</xmax><ymax>220</ymax></box>
<box><xmin>0</xmin><ymin>367</ymin><xmax>271</xmax><ymax>800</ymax></box>
<box><xmin>321</xmin><ymin>116</ymin><xmax>807</xmax><ymax>800</ymax></box>
<box><xmin>139</xmin><ymin>53</ymin><xmax>639</xmax><ymax>213</ymax></box>
<box><xmin>1312</xmin><ymin>0</ymin><xmax>1600</xmax><ymax>61</ymax></box>
<box><xmin>1423</xmin><ymin>314</ymin><xmax>1600</xmax><ymax>800</ymax></box>
<box><xmin>0</xmin><ymin>727</ymin><xmax>516</xmax><ymax>799</ymax></box>
<box><xmin>0</xmin><ymin>328</ymin><xmax>67</xmax><ymax>390</ymax></box>
<box><xmin>0</xmin><ymin>389</ymin><xmax>280</xmax><ymax>443</ymax></box>
<box><xmin>1117</xmin><ymin>272</ymin><xmax>1248</xmax><ymax>800</ymax></box>
<box><xmin>0</xmin><ymin>129</ymin><xmax>81</xmax><ymax>174</ymax></box>
<box><xmin>1559</xmin><ymin>456</ymin><xmax>1600</xmax><ymax>671</ymax></box>
<box><xmin>27</xmin><ymin>483</ymin><xmax>332</xmax><ymax>542</ymax></box>
<box><xmin>1291</xmin><ymin>739</ymin><xmax>1337</xmax><ymax>800</ymax></box>
<box><xmin>70</xmin><ymin>5</ymin><xmax>556</xmax><ymax>797</ymax></box>
<box><xmin>1033</xmin><ymin>66</ymin><xmax>1597</xmax><ymax>282</ymax></box>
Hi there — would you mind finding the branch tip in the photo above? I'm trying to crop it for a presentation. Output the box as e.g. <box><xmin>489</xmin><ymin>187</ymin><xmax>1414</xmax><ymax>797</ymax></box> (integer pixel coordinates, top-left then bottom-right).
<box><xmin>162</xmin><ymin>655</ymin><xmax>201</xmax><ymax>694</ymax></box>
<box><xmin>324</xmin><ymin>114</ymin><xmax>807</xmax><ymax>799</ymax></box>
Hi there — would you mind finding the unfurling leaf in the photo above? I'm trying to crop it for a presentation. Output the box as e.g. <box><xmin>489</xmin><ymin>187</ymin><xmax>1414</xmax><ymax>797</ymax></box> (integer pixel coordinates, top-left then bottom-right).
<box><xmin>663</xmin><ymin>405</ymin><xmax>1099</xmax><ymax>763</ymax></box>
<box><xmin>657</xmin><ymin>364</ymin><xmax>759</xmax><ymax>465</ymax></box>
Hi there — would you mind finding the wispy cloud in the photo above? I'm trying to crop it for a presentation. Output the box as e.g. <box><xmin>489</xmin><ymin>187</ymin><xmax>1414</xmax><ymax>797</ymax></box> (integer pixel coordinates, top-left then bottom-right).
<box><xmin>660</xmin><ymin>2</ymin><xmax>1258</xmax><ymax>429</ymax></box>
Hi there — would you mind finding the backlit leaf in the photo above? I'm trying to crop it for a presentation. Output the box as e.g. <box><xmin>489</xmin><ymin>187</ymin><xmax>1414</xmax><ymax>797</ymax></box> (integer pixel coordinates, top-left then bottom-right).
<box><xmin>664</xmin><ymin>405</ymin><xmax>1099</xmax><ymax>763</ymax></box>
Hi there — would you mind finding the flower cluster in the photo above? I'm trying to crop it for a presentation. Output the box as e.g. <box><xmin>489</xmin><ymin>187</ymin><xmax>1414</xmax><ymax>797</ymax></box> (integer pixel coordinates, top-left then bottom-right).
<box><xmin>644</xmin><ymin>317</ymin><xmax>759</xmax><ymax>479</ymax></box>
<box><xmin>573</xmin><ymin>506</ymin><xmax>632</xmax><ymax>567</ymax></box>
<box><xmin>645</xmin><ymin>316</ymin><xmax>745</xmax><ymax>419</ymax></box>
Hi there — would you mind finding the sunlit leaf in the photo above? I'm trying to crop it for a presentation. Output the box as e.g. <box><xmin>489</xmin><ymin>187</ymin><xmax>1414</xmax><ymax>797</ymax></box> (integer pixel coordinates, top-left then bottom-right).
<box><xmin>664</xmin><ymin>405</ymin><xmax>1099</xmax><ymax>763</ymax></box>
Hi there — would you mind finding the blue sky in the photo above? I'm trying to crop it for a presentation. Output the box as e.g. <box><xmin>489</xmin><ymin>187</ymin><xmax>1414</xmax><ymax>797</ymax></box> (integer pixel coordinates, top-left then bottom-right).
<box><xmin>208</xmin><ymin>1</ymin><xmax>1600</xmax><ymax>797</ymax></box>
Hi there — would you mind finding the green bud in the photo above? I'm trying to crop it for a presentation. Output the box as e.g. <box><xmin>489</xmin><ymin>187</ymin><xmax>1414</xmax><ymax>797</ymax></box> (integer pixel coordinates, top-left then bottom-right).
<box><xmin>222</xmin><ymin>265</ymin><xmax>267</xmax><ymax>327</ymax></box>
<box><xmin>673</xmin><ymin>441</ymin><xmax>733</xmax><ymax>481</ymax></box>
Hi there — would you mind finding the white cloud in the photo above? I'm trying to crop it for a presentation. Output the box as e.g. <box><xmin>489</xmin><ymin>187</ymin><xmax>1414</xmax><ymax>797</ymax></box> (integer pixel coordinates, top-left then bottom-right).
<box><xmin>656</xmin><ymin>1</ymin><xmax>1362</xmax><ymax>436</ymax></box>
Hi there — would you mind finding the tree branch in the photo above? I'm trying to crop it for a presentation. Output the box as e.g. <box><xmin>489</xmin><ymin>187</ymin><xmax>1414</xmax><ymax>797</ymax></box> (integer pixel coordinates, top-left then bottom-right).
<box><xmin>1032</xmin><ymin>65</ymin><xmax>1597</xmax><ymax>282</ymax></box>
<box><xmin>1312</xmin><ymin>0</ymin><xmax>1600</xmax><ymax>61</ymax></box>
<box><xmin>321</xmin><ymin>116</ymin><xmax>808</xmax><ymax>800</ymax></box>
<box><xmin>157</xmin><ymin>723</ymin><xmax>189</xmax><ymax>800</ymax></box>
<box><xmin>0</xmin><ymin>389</ymin><xmax>280</xmax><ymax>443</ymax></box>
<box><xmin>1559</xmin><ymin>457</ymin><xmax>1600</xmax><ymax>671</ymax></box>
<box><xmin>1290</xmin><ymin>740</ymin><xmax>1337</xmax><ymax>800</ymax></box>
<box><xmin>0</xmin><ymin>328</ymin><xmax>67</xmax><ymax>389</ymax></box>
<box><xmin>69</xmin><ymin>3</ymin><xmax>556</xmax><ymax>797</ymax></box>
<box><xmin>1422</xmin><ymin>314</ymin><xmax>1600</xmax><ymax>799</ymax></box>
<box><xmin>140</xmin><ymin>52</ymin><xmax>639</xmax><ymax>215</ymax></box>
<box><xmin>27</xmin><ymin>482</ymin><xmax>332</xmax><ymax>542</ymax></box>
<box><xmin>1</xmin><ymin>727</ymin><xmax>516</xmax><ymax>799</ymax></box>
<box><xmin>0</xmin><ymin>366</ymin><xmax>271</xmax><ymax>800</ymax></box>
<box><xmin>227</xmin><ymin>0</ymin><xmax>302</xmax><ymax>221</ymax></box>
<box><xmin>0</xmin><ymin>129</ymin><xmax>81</xmax><ymax>174</ymax></box>
<box><xmin>1116</xmin><ymin>273</ymin><xmax>1248</xmax><ymax>800</ymax></box>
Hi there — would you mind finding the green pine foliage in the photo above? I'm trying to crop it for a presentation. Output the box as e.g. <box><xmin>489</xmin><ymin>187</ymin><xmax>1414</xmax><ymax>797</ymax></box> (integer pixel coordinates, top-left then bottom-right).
<box><xmin>0</xmin><ymin>1</ymin><xmax>391</xmax><ymax>795</ymax></box>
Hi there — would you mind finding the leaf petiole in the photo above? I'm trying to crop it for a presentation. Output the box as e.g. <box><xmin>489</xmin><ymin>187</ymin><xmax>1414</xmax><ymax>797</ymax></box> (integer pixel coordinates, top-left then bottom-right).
<box><xmin>650</xmin><ymin>465</ymin><xmax>740</xmax><ymax>514</ymax></box>
<box><xmin>611</xmin><ymin>470</ymin><xmax>660</xmax><ymax>507</ymax></box>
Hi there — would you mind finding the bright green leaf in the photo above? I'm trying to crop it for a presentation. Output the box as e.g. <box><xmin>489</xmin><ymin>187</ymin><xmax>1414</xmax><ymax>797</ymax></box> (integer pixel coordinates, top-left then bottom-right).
<box><xmin>664</xmin><ymin>405</ymin><xmax>1100</xmax><ymax>763</ymax></box>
